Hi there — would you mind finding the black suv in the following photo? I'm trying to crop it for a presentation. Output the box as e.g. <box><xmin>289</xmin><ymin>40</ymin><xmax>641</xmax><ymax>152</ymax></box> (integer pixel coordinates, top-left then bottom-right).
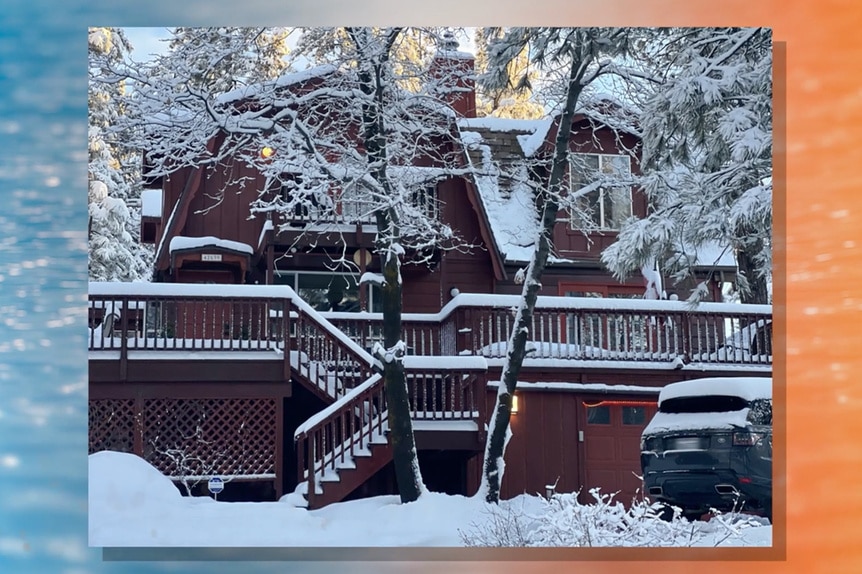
<box><xmin>640</xmin><ymin>377</ymin><xmax>772</xmax><ymax>521</ymax></box>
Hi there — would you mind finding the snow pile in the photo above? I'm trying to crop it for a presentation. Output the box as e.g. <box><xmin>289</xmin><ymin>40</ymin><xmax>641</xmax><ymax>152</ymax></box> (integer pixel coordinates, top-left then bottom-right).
<box><xmin>89</xmin><ymin>451</ymin><xmax>770</xmax><ymax>547</ymax></box>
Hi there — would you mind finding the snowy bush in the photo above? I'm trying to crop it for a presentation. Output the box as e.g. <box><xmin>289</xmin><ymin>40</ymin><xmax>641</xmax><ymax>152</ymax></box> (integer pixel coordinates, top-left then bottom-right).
<box><xmin>460</xmin><ymin>488</ymin><xmax>763</xmax><ymax>547</ymax></box>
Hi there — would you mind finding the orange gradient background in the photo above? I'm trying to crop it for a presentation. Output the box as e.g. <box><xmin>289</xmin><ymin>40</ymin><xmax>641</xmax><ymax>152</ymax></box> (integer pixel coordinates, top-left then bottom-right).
<box><xmin>99</xmin><ymin>1</ymin><xmax>861</xmax><ymax>572</ymax></box>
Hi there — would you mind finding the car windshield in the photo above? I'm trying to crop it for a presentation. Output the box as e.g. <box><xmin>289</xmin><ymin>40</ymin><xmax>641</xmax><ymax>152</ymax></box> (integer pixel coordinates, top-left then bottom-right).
<box><xmin>659</xmin><ymin>395</ymin><xmax>749</xmax><ymax>414</ymax></box>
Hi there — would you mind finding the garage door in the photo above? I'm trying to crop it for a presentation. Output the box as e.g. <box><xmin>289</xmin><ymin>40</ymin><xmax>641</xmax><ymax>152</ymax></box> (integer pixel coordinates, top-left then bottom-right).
<box><xmin>581</xmin><ymin>400</ymin><xmax>657</xmax><ymax>506</ymax></box>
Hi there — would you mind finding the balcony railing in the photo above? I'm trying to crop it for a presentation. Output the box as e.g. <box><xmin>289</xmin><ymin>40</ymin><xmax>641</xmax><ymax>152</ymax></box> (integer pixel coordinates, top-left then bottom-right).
<box><xmin>323</xmin><ymin>295</ymin><xmax>773</xmax><ymax>368</ymax></box>
<box><xmin>89</xmin><ymin>284</ymin><xmax>773</xmax><ymax>368</ymax></box>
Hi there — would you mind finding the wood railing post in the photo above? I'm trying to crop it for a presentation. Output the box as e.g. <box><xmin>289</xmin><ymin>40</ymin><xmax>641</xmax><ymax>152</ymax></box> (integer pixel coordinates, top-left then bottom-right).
<box><xmin>306</xmin><ymin>435</ymin><xmax>315</xmax><ymax>508</ymax></box>
<box><xmin>119</xmin><ymin>298</ymin><xmax>128</xmax><ymax>382</ymax></box>
<box><xmin>283</xmin><ymin>298</ymin><xmax>291</xmax><ymax>382</ymax></box>
<box><xmin>681</xmin><ymin>312</ymin><xmax>692</xmax><ymax>363</ymax></box>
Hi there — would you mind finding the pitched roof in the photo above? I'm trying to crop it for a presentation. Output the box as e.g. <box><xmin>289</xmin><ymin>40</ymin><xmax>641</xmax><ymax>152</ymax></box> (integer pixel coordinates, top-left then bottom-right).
<box><xmin>457</xmin><ymin>118</ymin><xmax>548</xmax><ymax>266</ymax></box>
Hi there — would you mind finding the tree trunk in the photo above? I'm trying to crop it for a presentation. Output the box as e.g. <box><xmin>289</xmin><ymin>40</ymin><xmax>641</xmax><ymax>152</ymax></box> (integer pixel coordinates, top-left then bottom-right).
<box><xmin>380</xmin><ymin>250</ymin><xmax>423</xmax><ymax>503</ymax></box>
<box><xmin>481</xmin><ymin>54</ymin><xmax>585</xmax><ymax>503</ymax></box>
<box><xmin>349</xmin><ymin>27</ymin><xmax>423</xmax><ymax>503</ymax></box>
<box><xmin>736</xmin><ymin>240</ymin><xmax>770</xmax><ymax>305</ymax></box>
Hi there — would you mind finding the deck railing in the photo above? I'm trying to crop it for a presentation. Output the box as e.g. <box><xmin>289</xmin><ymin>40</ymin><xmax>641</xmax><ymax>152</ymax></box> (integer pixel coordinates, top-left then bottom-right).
<box><xmin>89</xmin><ymin>285</ymin><xmax>772</xmax><ymax>368</ymax></box>
<box><xmin>324</xmin><ymin>295</ymin><xmax>773</xmax><ymax>367</ymax></box>
<box><xmin>88</xmin><ymin>283</ymin><xmax>375</xmax><ymax>399</ymax></box>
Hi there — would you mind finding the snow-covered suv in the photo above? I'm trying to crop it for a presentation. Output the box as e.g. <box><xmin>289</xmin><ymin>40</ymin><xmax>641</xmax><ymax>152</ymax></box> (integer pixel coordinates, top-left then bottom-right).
<box><xmin>640</xmin><ymin>377</ymin><xmax>772</xmax><ymax>521</ymax></box>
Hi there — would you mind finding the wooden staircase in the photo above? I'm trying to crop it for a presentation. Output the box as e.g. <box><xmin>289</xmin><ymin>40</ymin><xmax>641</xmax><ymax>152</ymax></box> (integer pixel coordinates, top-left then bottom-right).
<box><xmin>292</xmin><ymin>363</ymin><xmax>486</xmax><ymax>509</ymax></box>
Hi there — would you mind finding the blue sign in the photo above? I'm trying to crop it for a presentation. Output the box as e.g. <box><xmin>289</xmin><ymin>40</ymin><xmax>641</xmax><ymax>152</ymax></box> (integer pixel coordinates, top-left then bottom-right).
<box><xmin>208</xmin><ymin>476</ymin><xmax>224</xmax><ymax>494</ymax></box>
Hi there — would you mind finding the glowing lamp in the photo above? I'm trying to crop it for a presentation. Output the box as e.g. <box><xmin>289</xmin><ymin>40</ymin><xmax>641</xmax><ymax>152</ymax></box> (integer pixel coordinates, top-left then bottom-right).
<box><xmin>511</xmin><ymin>394</ymin><xmax>519</xmax><ymax>414</ymax></box>
<box><xmin>260</xmin><ymin>146</ymin><xmax>275</xmax><ymax>159</ymax></box>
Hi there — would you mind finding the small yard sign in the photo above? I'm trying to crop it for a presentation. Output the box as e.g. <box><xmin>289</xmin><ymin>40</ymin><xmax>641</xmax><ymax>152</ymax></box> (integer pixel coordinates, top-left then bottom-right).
<box><xmin>208</xmin><ymin>476</ymin><xmax>224</xmax><ymax>498</ymax></box>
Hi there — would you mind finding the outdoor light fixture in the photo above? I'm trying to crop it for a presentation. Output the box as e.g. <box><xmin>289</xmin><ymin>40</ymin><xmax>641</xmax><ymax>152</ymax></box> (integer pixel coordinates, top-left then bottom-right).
<box><xmin>449</xmin><ymin>286</ymin><xmax>460</xmax><ymax>298</ymax></box>
<box><xmin>260</xmin><ymin>146</ymin><xmax>275</xmax><ymax>159</ymax></box>
<box><xmin>511</xmin><ymin>394</ymin><xmax>519</xmax><ymax>414</ymax></box>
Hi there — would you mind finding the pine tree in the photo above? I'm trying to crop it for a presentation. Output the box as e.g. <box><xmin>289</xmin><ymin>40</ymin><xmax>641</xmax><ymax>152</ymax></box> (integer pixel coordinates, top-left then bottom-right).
<box><xmin>601</xmin><ymin>28</ymin><xmax>772</xmax><ymax>304</ymax></box>
<box><xmin>474</xmin><ymin>28</ymin><xmax>544</xmax><ymax>119</ymax></box>
<box><xmin>88</xmin><ymin>27</ymin><xmax>152</xmax><ymax>281</ymax></box>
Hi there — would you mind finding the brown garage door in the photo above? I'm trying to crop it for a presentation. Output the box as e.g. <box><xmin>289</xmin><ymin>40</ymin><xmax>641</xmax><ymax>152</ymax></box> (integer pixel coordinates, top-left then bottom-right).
<box><xmin>581</xmin><ymin>399</ymin><xmax>657</xmax><ymax>506</ymax></box>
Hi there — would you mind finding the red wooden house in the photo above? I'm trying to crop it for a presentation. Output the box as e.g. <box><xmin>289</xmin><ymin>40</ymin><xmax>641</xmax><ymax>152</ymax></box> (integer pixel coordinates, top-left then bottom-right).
<box><xmin>89</xmin><ymin>41</ymin><xmax>771</xmax><ymax>509</ymax></box>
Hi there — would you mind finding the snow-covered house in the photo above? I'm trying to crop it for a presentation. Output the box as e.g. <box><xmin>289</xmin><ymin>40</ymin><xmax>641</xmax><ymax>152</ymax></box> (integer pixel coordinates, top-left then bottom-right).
<box><xmin>90</xmin><ymin>40</ymin><xmax>770</xmax><ymax>509</ymax></box>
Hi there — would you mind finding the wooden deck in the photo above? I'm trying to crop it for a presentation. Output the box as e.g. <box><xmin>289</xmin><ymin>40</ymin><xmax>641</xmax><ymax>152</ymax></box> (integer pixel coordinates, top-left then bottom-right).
<box><xmin>87</xmin><ymin>282</ymin><xmax>772</xmax><ymax>506</ymax></box>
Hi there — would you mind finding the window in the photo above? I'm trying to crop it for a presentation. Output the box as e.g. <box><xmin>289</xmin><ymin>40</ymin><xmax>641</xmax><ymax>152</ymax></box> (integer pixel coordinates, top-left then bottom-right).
<box><xmin>622</xmin><ymin>406</ymin><xmax>647</xmax><ymax>425</ymax></box>
<box><xmin>586</xmin><ymin>405</ymin><xmax>611</xmax><ymax>424</ymax></box>
<box><xmin>568</xmin><ymin>153</ymin><xmax>632</xmax><ymax>231</ymax></box>
<box><xmin>409</xmin><ymin>185</ymin><xmax>440</xmax><ymax>221</ymax></box>
<box><xmin>659</xmin><ymin>395</ymin><xmax>749</xmax><ymax>414</ymax></box>
<box><xmin>275</xmin><ymin>272</ymin><xmax>382</xmax><ymax>313</ymax></box>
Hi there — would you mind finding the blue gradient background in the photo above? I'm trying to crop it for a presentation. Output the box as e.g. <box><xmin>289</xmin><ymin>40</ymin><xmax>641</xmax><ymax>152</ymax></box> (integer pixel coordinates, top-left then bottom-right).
<box><xmin>2</xmin><ymin>1</ymin><xmax>860</xmax><ymax>573</ymax></box>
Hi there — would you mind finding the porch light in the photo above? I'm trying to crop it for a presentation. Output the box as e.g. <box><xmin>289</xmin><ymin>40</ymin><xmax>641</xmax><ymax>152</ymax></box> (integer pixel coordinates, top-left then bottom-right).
<box><xmin>511</xmin><ymin>394</ymin><xmax>519</xmax><ymax>414</ymax></box>
<box><xmin>260</xmin><ymin>146</ymin><xmax>275</xmax><ymax>159</ymax></box>
<box><xmin>449</xmin><ymin>286</ymin><xmax>460</xmax><ymax>298</ymax></box>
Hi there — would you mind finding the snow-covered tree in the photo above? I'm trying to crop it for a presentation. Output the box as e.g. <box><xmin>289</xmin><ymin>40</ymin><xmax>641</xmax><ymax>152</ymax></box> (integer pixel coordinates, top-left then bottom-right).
<box><xmin>167</xmin><ymin>27</ymin><xmax>290</xmax><ymax>93</ymax></box>
<box><xmin>601</xmin><ymin>27</ymin><xmax>772</xmax><ymax>304</ymax></box>
<box><xmin>111</xmin><ymin>27</ymin><xmax>487</xmax><ymax>504</ymax></box>
<box><xmin>474</xmin><ymin>28</ymin><xmax>544</xmax><ymax>119</ymax></box>
<box><xmin>476</xmin><ymin>27</ymin><xmax>641</xmax><ymax>503</ymax></box>
<box><xmin>88</xmin><ymin>27</ymin><xmax>152</xmax><ymax>281</ymax></box>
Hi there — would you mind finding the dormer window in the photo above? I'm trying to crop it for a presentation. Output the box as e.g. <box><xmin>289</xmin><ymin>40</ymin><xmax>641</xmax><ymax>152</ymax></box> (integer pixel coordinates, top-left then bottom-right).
<box><xmin>568</xmin><ymin>153</ymin><xmax>632</xmax><ymax>231</ymax></box>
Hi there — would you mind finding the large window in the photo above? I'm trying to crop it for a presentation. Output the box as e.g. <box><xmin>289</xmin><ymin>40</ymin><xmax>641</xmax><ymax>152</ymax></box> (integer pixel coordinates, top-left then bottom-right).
<box><xmin>275</xmin><ymin>272</ymin><xmax>382</xmax><ymax>312</ymax></box>
<box><xmin>568</xmin><ymin>153</ymin><xmax>632</xmax><ymax>231</ymax></box>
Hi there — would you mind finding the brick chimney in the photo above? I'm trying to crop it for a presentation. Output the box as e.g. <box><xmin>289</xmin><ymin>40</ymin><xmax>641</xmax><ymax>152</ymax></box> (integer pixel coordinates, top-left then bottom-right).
<box><xmin>428</xmin><ymin>30</ymin><xmax>476</xmax><ymax>118</ymax></box>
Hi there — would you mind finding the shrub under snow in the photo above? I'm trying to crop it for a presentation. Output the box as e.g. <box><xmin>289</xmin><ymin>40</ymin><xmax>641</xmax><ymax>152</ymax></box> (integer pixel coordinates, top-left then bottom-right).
<box><xmin>460</xmin><ymin>488</ymin><xmax>765</xmax><ymax>547</ymax></box>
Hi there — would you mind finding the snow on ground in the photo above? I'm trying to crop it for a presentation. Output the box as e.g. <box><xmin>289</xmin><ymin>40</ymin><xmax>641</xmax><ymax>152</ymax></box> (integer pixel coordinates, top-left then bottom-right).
<box><xmin>89</xmin><ymin>451</ymin><xmax>771</xmax><ymax>548</ymax></box>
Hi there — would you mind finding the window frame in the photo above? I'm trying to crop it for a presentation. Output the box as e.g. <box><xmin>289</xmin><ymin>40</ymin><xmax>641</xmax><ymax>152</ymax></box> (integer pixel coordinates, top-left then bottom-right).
<box><xmin>567</xmin><ymin>152</ymin><xmax>633</xmax><ymax>231</ymax></box>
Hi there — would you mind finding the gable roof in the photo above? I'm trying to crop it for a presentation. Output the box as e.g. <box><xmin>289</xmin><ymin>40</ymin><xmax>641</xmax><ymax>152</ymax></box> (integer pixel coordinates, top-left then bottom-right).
<box><xmin>457</xmin><ymin>118</ymin><xmax>548</xmax><ymax>267</ymax></box>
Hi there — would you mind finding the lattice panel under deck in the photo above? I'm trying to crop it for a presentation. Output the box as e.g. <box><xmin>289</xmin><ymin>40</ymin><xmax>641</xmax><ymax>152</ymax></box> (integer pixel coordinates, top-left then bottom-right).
<box><xmin>142</xmin><ymin>398</ymin><xmax>277</xmax><ymax>478</ymax></box>
<box><xmin>89</xmin><ymin>399</ymin><xmax>136</xmax><ymax>454</ymax></box>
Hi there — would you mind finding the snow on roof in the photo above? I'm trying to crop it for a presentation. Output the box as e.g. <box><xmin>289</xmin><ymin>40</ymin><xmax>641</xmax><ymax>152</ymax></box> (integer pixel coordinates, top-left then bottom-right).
<box><xmin>258</xmin><ymin>218</ymin><xmax>274</xmax><ymax>249</ymax></box>
<box><xmin>217</xmin><ymin>64</ymin><xmax>338</xmax><ymax>104</ymax></box>
<box><xmin>168</xmin><ymin>235</ymin><xmax>254</xmax><ymax>256</ymax></box>
<box><xmin>457</xmin><ymin>117</ymin><xmax>548</xmax><ymax>133</ymax></box>
<box><xmin>140</xmin><ymin>188</ymin><xmax>162</xmax><ymax>218</ymax></box>
<box><xmin>658</xmin><ymin>377</ymin><xmax>772</xmax><ymax>404</ymax></box>
<box><xmin>487</xmin><ymin>380</ymin><xmax>660</xmax><ymax>394</ymax></box>
<box><xmin>456</xmin><ymin>116</ymin><xmax>553</xmax><ymax>158</ymax></box>
<box><xmin>689</xmin><ymin>241</ymin><xmax>737</xmax><ymax>269</ymax></box>
<box><xmin>437</xmin><ymin>49</ymin><xmax>474</xmax><ymax>60</ymax></box>
<box><xmin>459</xmin><ymin>126</ymin><xmax>542</xmax><ymax>265</ymax></box>
<box><xmin>518</xmin><ymin>119</ymin><xmax>553</xmax><ymax>157</ymax></box>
